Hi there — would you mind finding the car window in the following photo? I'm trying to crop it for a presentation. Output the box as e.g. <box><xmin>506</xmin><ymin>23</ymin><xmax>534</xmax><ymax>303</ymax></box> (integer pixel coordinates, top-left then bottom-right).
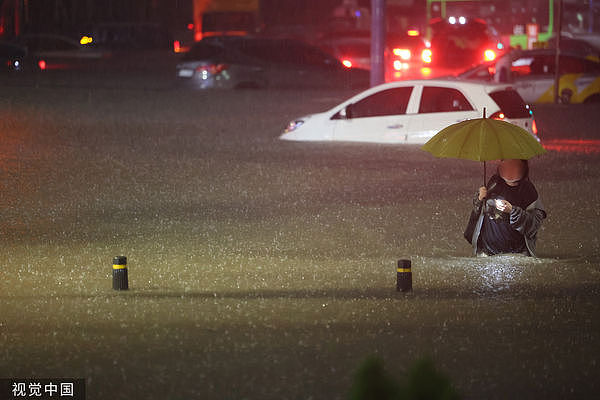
<box><xmin>419</xmin><ymin>86</ymin><xmax>474</xmax><ymax>113</ymax></box>
<box><xmin>278</xmin><ymin>41</ymin><xmax>338</xmax><ymax>66</ymax></box>
<box><xmin>511</xmin><ymin>54</ymin><xmax>600</xmax><ymax>76</ymax></box>
<box><xmin>349</xmin><ymin>87</ymin><xmax>413</xmax><ymax>118</ymax></box>
<box><xmin>47</xmin><ymin>37</ymin><xmax>77</xmax><ymax>51</ymax></box>
<box><xmin>511</xmin><ymin>57</ymin><xmax>534</xmax><ymax>76</ymax></box>
<box><xmin>489</xmin><ymin>90</ymin><xmax>531</xmax><ymax>118</ymax></box>
<box><xmin>583</xmin><ymin>59</ymin><xmax>600</xmax><ymax>74</ymax></box>
<box><xmin>239</xmin><ymin>39</ymin><xmax>337</xmax><ymax>66</ymax></box>
<box><xmin>559</xmin><ymin>56</ymin><xmax>586</xmax><ymax>74</ymax></box>
<box><xmin>183</xmin><ymin>42</ymin><xmax>224</xmax><ymax>61</ymax></box>
<box><xmin>238</xmin><ymin>39</ymin><xmax>285</xmax><ymax>63</ymax></box>
<box><xmin>515</xmin><ymin>55</ymin><xmax>555</xmax><ymax>76</ymax></box>
<box><xmin>559</xmin><ymin>56</ymin><xmax>600</xmax><ymax>74</ymax></box>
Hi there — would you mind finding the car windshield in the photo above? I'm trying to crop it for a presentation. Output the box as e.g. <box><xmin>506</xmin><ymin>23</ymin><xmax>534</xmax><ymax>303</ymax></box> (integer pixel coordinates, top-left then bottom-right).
<box><xmin>431</xmin><ymin>21</ymin><xmax>492</xmax><ymax>50</ymax></box>
<box><xmin>489</xmin><ymin>90</ymin><xmax>531</xmax><ymax>118</ymax></box>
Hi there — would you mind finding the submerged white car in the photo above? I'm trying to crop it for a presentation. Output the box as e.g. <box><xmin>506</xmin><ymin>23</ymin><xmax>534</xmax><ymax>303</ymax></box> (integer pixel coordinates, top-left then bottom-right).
<box><xmin>280</xmin><ymin>79</ymin><xmax>538</xmax><ymax>144</ymax></box>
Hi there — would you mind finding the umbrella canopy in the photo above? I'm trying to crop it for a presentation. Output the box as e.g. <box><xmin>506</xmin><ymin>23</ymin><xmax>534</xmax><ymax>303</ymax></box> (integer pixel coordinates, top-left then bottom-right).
<box><xmin>421</xmin><ymin>117</ymin><xmax>546</xmax><ymax>185</ymax></box>
<box><xmin>421</xmin><ymin>118</ymin><xmax>546</xmax><ymax>162</ymax></box>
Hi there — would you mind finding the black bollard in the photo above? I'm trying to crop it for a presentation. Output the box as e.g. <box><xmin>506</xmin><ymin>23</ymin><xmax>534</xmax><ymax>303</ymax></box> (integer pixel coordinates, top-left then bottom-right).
<box><xmin>396</xmin><ymin>259</ymin><xmax>412</xmax><ymax>292</ymax></box>
<box><xmin>112</xmin><ymin>256</ymin><xmax>129</xmax><ymax>290</ymax></box>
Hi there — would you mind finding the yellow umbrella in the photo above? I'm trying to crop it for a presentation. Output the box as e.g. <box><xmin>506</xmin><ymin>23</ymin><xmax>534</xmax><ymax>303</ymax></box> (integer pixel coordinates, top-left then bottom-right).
<box><xmin>421</xmin><ymin>111</ymin><xmax>546</xmax><ymax>185</ymax></box>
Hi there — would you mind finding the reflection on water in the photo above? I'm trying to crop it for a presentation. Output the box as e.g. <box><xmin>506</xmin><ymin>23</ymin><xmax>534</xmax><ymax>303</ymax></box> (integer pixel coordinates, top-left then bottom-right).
<box><xmin>443</xmin><ymin>254</ymin><xmax>554</xmax><ymax>296</ymax></box>
<box><xmin>474</xmin><ymin>254</ymin><xmax>531</xmax><ymax>294</ymax></box>
<box><xmin>543</xmin><ymin>139</ymin><xmax>600</xmax><ymax>154</ymax></box>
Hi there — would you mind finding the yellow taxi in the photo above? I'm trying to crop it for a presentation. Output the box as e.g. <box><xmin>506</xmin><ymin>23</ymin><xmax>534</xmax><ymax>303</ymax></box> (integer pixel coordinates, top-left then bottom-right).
<box><xmin>458</xmin><ymin>49</ymin><xmax>600</xmax><ymax>104</ymax></box>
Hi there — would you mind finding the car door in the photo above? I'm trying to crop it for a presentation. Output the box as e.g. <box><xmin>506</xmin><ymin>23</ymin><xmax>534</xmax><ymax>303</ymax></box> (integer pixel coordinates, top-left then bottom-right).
<box><xmin>331</xmin><ymin>86</ymin><xmax>415</xmax><ymax>143</ymax></box>
<box><xmin>511</xmin><ymin>55</ymin><xmax>554</xmax><ymax>103</ymax></box>
<box><xmin>536</xmin><ymin>55</ymin><xmax>600</xmax><ymax>103</ymax></box>
<box><xmin>411</xmin><ymin>85</ymin><xmax>479</xmax><ymax>141</ymax></box>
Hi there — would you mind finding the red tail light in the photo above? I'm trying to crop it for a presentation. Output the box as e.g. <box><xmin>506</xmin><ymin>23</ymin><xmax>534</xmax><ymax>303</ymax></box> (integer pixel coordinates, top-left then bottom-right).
<box><xmin>421</xmin><ymin>49</ymin><xmax>432</xmax><ymax>63</ymax></box>
<box><xmin>490</xmin><ymin>111</ymin><xmax>505</xmax><ymax>120</ymax></box>
<box><xmin>342</xmin><ymin>59</ymin><xmax>353</xmax><ymax>68</ymax></box>
<box><xmin>484</xmin><ymin>49</ymin><xmax>496</xmax><ymax>62</ymax></box>
<box><xmin>196</xmin><ymin>64</ymin><xmax>228</xmax><ymax>74</ymax></box>
<box><xmin>393</xmin><ymin>48</ymin><xmax>411</xmax><ymax>60</ymax></box>
<box><xmin>38</xmin><ymin>59</ymin><xmax>47</xmax><ymax>70</ymax></box>
<box><xmin>532</xmin><ymin>118</ymin><xmax>538</xmax><ymax>136</ymax></box>
<box><xmin>173</xmin><ymin>40</ymin><xmax>181</xmax><ymax>53</ymax></box>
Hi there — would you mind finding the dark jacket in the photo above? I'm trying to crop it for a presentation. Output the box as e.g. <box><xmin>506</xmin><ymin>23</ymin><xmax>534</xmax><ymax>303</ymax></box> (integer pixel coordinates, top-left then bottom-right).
<box><xmin>464</xmin><ymin>174</ymin><xmax>547</xmax><ymax>257</ymax></box>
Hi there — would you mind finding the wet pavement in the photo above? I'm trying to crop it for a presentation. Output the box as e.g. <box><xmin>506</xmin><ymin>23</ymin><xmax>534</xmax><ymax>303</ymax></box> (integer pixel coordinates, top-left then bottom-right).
<box><xmin>1</xmin><ymin>76</ymin><xmax>600</xmax><ymax>399</ymax></box>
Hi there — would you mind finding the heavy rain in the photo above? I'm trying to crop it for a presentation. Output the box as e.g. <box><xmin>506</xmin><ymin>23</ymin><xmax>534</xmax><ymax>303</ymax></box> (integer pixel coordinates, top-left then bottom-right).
<box><xmin>2</xmin><ymin>69</ymin><xmax>600</xmax><ymax>399</ymax></box>
<box><xmin>2</xmin><ymin>1</ymin><xmax>600</xmax><ymax>399</ymax></box>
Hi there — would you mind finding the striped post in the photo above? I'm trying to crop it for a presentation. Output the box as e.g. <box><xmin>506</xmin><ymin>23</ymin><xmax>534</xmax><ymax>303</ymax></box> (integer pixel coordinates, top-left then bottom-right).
<box><xmin>112</xmin><ymin>256</ymin><xmax>129</xmax><ymax>290</ymax></box>
<box><xmin>396</xmin><ymin>259</ymin><xmax>412</xmax><ymax>292</ymax></box>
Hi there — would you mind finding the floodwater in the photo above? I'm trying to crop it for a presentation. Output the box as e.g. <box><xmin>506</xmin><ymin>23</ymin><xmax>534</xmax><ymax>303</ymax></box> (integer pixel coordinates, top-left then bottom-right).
<box><xmin>1</xmin><ymin>75</ymin><xmax>600</xmax><ymax>399</ymax></box>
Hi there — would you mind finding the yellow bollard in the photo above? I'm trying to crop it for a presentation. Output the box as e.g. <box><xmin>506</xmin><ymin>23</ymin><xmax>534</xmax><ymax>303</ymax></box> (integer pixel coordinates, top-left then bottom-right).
<box><xmin>112</xmin><ymin>256</ymin><xmax>129</xmax><ymax>290</ymax></box>
<box><xmin>396</xmin><ymin>259</ymin><xmax>412</xmax><ymax>292</ymax></box>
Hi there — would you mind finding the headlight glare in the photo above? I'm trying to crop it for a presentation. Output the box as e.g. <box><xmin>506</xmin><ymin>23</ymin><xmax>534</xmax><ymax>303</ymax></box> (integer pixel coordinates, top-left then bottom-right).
<box><xmin>284</xmin><ymin>120</ymin><xmax>304</xmax><ymax>133</ymax></box>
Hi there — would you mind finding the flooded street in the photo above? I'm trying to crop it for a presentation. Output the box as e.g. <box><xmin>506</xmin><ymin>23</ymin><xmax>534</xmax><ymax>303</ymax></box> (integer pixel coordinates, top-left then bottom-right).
<box><xmin>1</xmin><ymin>76</ymin><xmax>600</xmax><ymax>399</ymax></box>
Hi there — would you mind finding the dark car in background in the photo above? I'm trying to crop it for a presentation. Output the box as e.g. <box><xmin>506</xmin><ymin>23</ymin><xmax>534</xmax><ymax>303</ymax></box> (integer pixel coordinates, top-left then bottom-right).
<box><xmin>317</xmin><ymin>31</ymin><xmax>371</xmax><ymax>71</ymax></box>
<box><xmin>315</xmin><ymin>29</ymin><xmax>431</xmax><ymax>81</ymax></box>
<box><xmin>386</xmin><ymin>31</ymin><xmax>431</xmax><ymax>80</ymax></box>
<box><xmin>429</xmin><ymin>17</ymin><xmax>504</xmax><ymax>69</ymax></box>
<box><xmin>81</xmin><ymin>22</ymin><xmax>173</xmax><ymax>51</ymax></box>
<box><xmin>14</xmin><ymin>34</ymin><xmax>106</xmax><ymax>70</ymax></box>
<box><xmin>176</xmin><ymin>36</ymin><xmax>370</xmax><ymax>89</ymax></box>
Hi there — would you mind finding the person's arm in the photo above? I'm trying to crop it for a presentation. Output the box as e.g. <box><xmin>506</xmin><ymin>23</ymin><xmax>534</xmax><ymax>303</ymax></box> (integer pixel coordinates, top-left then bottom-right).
<box><xmin>473</xmin><ymin>186</ymin><xmax>486</xmax><ymax>213</ymax></box>
<box><xmin>508</xmin><ymin>200</ymin><xmax>546</xmax><ymax>239</ymax></box>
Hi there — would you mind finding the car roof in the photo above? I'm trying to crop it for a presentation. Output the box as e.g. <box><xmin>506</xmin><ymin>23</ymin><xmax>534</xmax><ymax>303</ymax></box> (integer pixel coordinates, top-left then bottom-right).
<box><xmin>370</xmin><ymin>78</ymin><xmax>513</xmax><ymax>91</ymax></box>
<box><xmin>18</xmin><ymin>33</ymin><xmax>81</xmax><ymax>45</ymax></box>
<box><xmin>508</xmin><ymin>48</ymin><xmax>597</xmax><ymax>60</ymax></box>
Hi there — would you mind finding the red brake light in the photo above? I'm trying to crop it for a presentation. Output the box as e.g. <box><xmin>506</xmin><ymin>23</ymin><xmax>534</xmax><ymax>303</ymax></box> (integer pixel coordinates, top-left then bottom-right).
<box><xmin>421</xmin><ymin>49</ymin><xmax>432</xmax><ymax>63</ymax></box>
<box><xmin>490</xmin><ymin>111</ymin><xmax>505</xmax><ymax>120</ymax></box>
<box><xmin>393</xmin><ymin>48</ymin><xmax>411</xmax><ymax>60</ymax></box>
<box><xmin>484</xmin><ymin>49</ymin><xmax>496</xmax><ymax>62</ymax></box>
<box><xmin>393</xmin><ymin>60</ymin><xmax>406</xmax><ymax>71</ymax></box>
<box><xmin>196</xmin><ymin>64</ymin><xmax>228</xmax><ymax>74</ymax></box>
<box><xmin>342</xmin><ymin>59</ymin><xmax>353</xmax><ymax>68</ymax></box>
<box><xmin>407</xmin><ymin>29</ymin><xmax>419</xmax><ymax>36</ymax></box>
<box><xmin>532</xmin><ymin>119</ymin><xmax>538</xmax><ymax>136</ymax></box>
<box><xmin>38</xmin><ymin>59</ymin><xmax>47</xmax><ymax>70</ymax></box>
<box><xmin>173</xmin><ymin>40</ymin><xmax>181</xmax><ymax>53</ymax></box>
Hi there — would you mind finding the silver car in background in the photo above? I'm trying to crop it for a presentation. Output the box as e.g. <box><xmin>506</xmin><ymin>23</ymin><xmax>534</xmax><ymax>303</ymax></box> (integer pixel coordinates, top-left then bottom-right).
<box><xmin>176</xmin><ymin>36</ymin><xmax>370</xmax><ymax>90</ymax></box>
